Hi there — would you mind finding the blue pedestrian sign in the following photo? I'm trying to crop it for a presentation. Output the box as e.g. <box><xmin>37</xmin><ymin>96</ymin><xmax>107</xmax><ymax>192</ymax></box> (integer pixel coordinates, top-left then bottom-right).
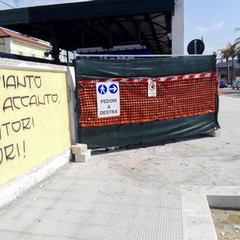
<box><xmin>98</xmin><ymin>84</ymin><xmax>107</xmax><ymax>94</ymax></box>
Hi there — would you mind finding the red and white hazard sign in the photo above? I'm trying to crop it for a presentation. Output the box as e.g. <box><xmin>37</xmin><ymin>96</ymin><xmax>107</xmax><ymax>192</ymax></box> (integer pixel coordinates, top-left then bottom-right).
<box><xmin>148</xmin><ymin>80</ymin><xmax>156</xmax><ymax>97</ymax></box>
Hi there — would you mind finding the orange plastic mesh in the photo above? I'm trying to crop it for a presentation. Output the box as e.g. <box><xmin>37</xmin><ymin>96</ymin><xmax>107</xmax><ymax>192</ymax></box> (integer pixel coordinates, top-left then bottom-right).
<box><xmin>78</xmin><ymin>73</ymin><xmax>217</xmax><ymax>127</ymax></box>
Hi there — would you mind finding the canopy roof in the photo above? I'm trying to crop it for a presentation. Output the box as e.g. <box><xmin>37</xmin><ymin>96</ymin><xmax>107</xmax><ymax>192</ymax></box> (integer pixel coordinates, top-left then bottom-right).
<box><xmin>0</xmin><ymin>0</ymin><xmax>175</xmax><ymax>62</ymax></box>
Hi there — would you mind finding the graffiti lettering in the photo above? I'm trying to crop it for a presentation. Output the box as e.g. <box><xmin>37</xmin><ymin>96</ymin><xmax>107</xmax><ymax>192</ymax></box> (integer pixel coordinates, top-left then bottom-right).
<box><xmin>0</xmin><ymin>75</ymin><xmax>42</xmax><ymax>89</ymax></box>
<box><xmin>0</xmin><ymin>141</ymin><xmax>26</xmax><ymax>164</ymax></box>
<box><xmin>0</xmin><ymin>117</ymin><xmax>34</xmax><ymax>140</ymax></box>
<box><xmin>3</xmin><ymin>94</ymin><xmax>59</xmax><ymax>111</ymax></box>
<box><xmin>0</xmin><ymin>71</ymin><xmax>63</xmax><ymax>168</ymax></box>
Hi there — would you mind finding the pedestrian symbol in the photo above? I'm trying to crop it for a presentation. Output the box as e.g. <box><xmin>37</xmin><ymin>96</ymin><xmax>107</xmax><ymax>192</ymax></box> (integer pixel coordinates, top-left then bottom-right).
<box><xmin>98</xmin><ymin>84</ymin><xmax>107</xmax><ymax>94</ymax></box>
<box><xmin>109</xmin><ymin>84</ymin><xmax>118</xmax><ymax>94</ymax></box>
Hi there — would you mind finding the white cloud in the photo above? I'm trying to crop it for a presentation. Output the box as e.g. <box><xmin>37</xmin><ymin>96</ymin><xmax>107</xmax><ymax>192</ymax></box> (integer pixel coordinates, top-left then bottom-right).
<box><xmin>196</xmin><ymin>21</ymin><xmax>224</xmax><ymax>34</ymax></box>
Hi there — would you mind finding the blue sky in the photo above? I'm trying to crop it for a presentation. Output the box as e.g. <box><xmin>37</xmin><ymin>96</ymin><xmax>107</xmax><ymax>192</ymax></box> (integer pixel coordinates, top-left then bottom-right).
<box><xmin>0</xmin><ymin>0</ymin><xmax>240</xmax><ymax>56</ymax></box>
<box><xmin>185</xmin><ymin>0</ymin><xmax>240</xmax><ymax>55</ymax></box>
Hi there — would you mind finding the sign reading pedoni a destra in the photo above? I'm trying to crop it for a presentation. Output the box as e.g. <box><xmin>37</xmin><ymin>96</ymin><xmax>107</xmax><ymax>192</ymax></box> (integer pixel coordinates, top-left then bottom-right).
<box><xmin>96</xmin><ymin>82</ymin><xmax>120</xmax><ymax>118</ymax></box>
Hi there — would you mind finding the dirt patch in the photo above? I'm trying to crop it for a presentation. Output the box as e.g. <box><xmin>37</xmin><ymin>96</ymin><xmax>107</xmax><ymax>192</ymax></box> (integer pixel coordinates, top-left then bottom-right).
<box><xmin>210</xmin><ymin>208</ymin><xmax>240</xmax><ymax>240</ymax></box>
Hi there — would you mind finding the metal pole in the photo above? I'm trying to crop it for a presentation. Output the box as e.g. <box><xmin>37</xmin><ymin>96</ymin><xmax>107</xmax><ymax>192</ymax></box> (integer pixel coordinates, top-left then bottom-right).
<box><xmin>194</xmin><ymin>40</ymin><xmax>197</xmax><ymax>54</ymax></box>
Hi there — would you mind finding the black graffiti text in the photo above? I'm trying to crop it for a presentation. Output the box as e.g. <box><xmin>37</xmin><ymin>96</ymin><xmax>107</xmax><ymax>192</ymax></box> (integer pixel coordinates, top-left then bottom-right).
<box><xmin>2</xmin><ymin>94</ymin><xmax>59</xmax><ymax>112</ymax></box>
<box><xmin>0</xmin><ymin>117</ymin><xmax>34</xmax><ymax>140</ymax></box>
<box><xmin>0</xmin><ymin>141</ymin><xmax>26</xmax><ymax>164</ymax></box>
<box><xmin>0</xmin><ymin>75</ymin><xmax>42</xmax><ymax>89</ymax></box>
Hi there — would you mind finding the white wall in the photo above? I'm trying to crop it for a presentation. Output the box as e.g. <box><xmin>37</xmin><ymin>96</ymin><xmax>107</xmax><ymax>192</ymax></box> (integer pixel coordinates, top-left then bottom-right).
<box><xmin>1</xmin><ymin>37</ymin><xmax>68</xmax><ymax>63</ymax></box>
<box><xmin>172</xmin><ymin>0</ymin><xmax>184</xmax><ymax>54</ymax></box>
<box><xmin>10</xmin><ymin>38</ymin><xmax>52</xmax><ymax>59</ymax></box>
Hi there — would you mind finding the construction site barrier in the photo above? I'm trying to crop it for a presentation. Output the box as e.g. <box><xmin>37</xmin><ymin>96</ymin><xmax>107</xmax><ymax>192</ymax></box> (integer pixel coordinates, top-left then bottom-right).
<box><xmin>78</xmin><ymin>72</ymin><xmax>217</xmax><ymax>127</ymax></box>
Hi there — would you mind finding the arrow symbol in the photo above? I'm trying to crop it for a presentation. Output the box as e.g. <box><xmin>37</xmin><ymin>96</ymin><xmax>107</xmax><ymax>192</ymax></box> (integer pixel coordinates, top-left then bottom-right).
<box><xmin>109</xmin><ymin>84</ymin><xmax>118</xmax><ymax>94</ymax></box>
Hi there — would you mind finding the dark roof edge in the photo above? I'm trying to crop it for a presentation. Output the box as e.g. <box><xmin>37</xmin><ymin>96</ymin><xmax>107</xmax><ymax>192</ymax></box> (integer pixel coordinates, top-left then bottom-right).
<box><xmin>0</xmin><ymin>0</ymin><xmax>175</xmax><ymax>25</ymax></box>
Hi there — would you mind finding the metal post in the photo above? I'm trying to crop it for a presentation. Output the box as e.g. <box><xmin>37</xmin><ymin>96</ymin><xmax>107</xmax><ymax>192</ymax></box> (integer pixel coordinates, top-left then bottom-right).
<box><xmin>50</xmin><ymin>26</ymin><xmax>60</xmax><ymax>63</ymax></box>
<box><xmin>194</xmin><ymin>39</ymin><xmax>197</xmax><ymax>54</ymax></box>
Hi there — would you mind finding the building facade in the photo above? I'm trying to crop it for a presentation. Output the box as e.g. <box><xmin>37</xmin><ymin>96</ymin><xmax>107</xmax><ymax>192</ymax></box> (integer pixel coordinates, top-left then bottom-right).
<box><xmin>0</xmin><ymin>28</ymin><xmax>67</xmax><ymax>62</ymax></box>
<box><xmin>217</xmin><ymin>59</ymin><xmax>240</xmax><ymax>84</ymax></box>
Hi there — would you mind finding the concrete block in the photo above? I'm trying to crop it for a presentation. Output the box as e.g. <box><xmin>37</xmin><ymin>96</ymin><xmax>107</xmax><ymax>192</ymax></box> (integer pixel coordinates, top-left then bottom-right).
<box><xmin>71</xmin><ymin>144</ymin><xmax>88</xmax><ymax>155</ymax></box>
<box><xmin>71</xmin><ymin>144</ymin><xmax>91</xmax><ymax>162</ymax></box>
<box><xmin>75</xmin><ymin>150</ymin><xmax>91</xmax><ymax>162</ymax></box>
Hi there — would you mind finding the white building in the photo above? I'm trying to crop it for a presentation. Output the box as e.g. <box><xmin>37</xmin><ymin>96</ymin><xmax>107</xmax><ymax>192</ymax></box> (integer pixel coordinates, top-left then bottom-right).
<box><xmin>0</xmin><ymin>27</ymin><xmax>67</xmax><ymax>62</ymax></box>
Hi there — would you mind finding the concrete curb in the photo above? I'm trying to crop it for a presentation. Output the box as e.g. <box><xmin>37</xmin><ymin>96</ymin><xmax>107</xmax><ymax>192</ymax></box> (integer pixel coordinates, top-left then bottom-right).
<box><xmin>181</xmin><ymin>185</ymin><xmax>240</xmax><ymax>240</ymax></box>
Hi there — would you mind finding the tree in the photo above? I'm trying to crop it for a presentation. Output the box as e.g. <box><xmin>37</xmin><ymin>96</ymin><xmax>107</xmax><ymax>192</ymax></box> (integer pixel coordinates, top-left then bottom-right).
<box><xmin>227</xmin><ymin>43</ymin><xmax>238</xmax><ymax>84</ymax></box>
<box><xmin>220</xmin><ymin>43</ymin><xmax>238</xmax><ymax>85</ymax></box>
<box><xmin>219</xmin><ymin>47</ymin><xmax>231</xmax><ymax>84</ymax></box>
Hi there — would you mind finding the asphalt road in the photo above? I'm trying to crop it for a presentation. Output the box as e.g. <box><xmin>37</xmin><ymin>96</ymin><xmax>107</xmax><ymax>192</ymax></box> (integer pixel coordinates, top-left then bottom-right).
<box><xmin>220</xmin><ymin>87</ymin><xmax>240</xmax><ymax>99</ymax></box>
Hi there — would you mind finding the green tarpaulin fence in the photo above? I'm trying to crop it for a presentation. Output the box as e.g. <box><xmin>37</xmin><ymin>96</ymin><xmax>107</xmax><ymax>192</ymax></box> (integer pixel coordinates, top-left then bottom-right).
<box><xmin>75</xmin><ymin>55</ymin><xmax>219</xmax><ymax>149</ymax></box>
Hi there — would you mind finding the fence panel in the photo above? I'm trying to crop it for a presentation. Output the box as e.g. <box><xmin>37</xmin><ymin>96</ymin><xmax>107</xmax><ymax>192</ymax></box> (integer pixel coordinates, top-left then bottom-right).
<box><xmin>75</xmin><ymin>56</ymin><xmax>219</xmax><ymax>148</ymax></box>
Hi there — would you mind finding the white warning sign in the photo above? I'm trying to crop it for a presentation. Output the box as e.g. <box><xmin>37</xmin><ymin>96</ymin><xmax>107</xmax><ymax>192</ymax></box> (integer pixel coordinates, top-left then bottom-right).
<box><xmin>148</xmin><ymin>80</ymin><xmax>157</xmax><ymax>97</ymax></box>
<box><xmin>96</xmin><ymin>82</ymin><xmax>120</xmax><ymax>118</ymax></box>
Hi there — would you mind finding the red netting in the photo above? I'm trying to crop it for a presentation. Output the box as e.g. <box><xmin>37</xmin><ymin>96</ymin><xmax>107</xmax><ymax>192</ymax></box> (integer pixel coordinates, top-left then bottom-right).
<box><xmin>78</xmin><ymin>73</ymin><xmax>217</xmax><ymax>127</ymax></box>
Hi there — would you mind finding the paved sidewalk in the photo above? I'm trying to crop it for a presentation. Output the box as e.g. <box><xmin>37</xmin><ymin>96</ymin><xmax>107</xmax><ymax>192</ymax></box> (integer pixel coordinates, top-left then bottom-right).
<box><xmin>0</xmin><ymin>96</ymin><xmax>240</xmax><ymax>240</ymax></box>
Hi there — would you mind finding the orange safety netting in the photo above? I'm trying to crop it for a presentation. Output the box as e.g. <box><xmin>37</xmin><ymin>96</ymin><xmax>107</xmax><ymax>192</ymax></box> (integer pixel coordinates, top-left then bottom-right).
<box><xmin>78</xmin><ymin>73</ymin><xmax>217</xmax><ymax>127</ymax></box>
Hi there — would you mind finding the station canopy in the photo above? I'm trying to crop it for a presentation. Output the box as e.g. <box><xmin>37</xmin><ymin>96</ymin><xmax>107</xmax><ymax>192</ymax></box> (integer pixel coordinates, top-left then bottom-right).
<box><xmin>0</xmin><ymin>0</ymin><xmax>175</xmax><ymax>62</ymax></box>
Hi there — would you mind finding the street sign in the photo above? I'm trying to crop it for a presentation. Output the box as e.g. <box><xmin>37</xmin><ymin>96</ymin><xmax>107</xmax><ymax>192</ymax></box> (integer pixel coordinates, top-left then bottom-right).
<box><xmin>187</xmin><ymin>39</ymin><xmax>205</xmax><ymax>55</ymax></box>
<box><xmin>148</xmin><ymin>80</ymin><xmax>156</xmax><ymax>97</ymax></box>
<box><xmin>96</xmin><ymin>82</ymin><xmax>120</xmax><ymax>118</ymax></box>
